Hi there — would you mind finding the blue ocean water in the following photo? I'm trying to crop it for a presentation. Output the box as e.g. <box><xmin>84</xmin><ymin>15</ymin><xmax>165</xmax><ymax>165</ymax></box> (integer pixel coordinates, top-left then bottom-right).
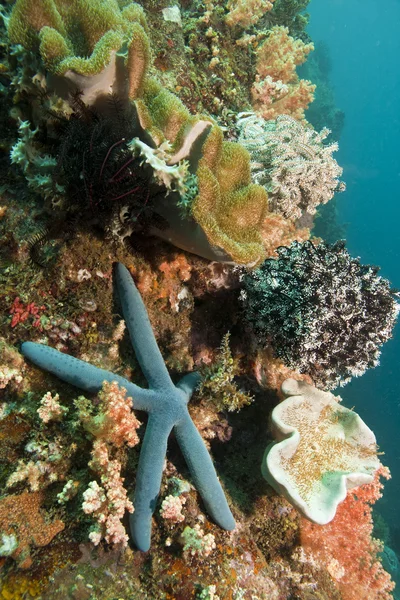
<box><xmin>308</xmin><ymin>0</ymin><xmax>400</xmax><ymax>551</ymax></box>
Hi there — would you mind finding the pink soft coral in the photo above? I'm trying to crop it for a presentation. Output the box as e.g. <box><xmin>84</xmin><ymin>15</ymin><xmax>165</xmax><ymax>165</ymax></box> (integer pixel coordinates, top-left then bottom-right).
<box><xmin>81</xmin><ymin>380</ymin><xmax>141</xmax><ymax>448</ymax></box>
<box><xmin>300</xmin><ymin>466</ymin><xmax>394</xmax><ymax>600</ymax></box>
<box><xmin>252</xmin><ymin>26</ymin><xmax>315</xmax><ymax>121</ymax></box>
<box><xmin>226</xmin><ymin>0</ymin><xmax>275</xmax><ymax>28</ymax></box>
<box><xmin>82</xmin><ymin>440</ymin><xmax>134</xmax><ymax>547</ymax></box>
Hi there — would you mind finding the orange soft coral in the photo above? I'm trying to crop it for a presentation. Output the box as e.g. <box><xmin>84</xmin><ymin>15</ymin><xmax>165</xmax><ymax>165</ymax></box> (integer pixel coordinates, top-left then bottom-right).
<box><xmin>261</xmin><ymin>211</ymin><xmax>310</xmax><ymax>258</ymax></box>
<box><xmin>300</xmin><ymin>466</ymin><xmax>394</xmax><ymax>600</ymax></box>
<box><xmin>252</xmin><ymin>26</ymin><xmax>315</xmax><ymax>121</ymax></box>
<box><xmin>0</xmin><ymin>492</ymin><xmax>64</xmax><ymax>569</ymax></box>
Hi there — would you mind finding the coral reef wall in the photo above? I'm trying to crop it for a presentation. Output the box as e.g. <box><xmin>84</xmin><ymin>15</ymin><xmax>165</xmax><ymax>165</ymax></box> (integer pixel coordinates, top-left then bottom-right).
<box><xmin>0</xmin><ymin>1</ymin><xmax>397</xmax><ymax>599</ymax></box>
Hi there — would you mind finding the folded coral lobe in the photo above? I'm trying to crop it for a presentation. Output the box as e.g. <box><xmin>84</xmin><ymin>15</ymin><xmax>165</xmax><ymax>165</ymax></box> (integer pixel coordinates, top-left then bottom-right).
<box><xmin>262</xmin><ymin>379</ymin><xmax>381</xmax><ymax>524</ymax></box>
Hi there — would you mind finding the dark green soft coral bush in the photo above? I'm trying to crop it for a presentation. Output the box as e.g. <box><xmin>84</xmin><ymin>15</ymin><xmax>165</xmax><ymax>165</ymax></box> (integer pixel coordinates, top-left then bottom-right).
<box><xmin>241</xmin><ymin>240</ymin><xmax>399</xmax><ymax>389</ymax></box>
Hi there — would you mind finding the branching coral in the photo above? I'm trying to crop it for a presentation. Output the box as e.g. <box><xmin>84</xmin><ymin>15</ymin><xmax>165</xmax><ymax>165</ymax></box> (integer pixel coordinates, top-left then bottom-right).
<box><xmin>252</xmin><ymin>26</ymin><xmax>315</xmax><ymax>120</ymax></box>
<box><xmin>225</xmin><ymin>0</ymin><xmax>275</xmax><ymax>29</ymax></box>
<box><xmin>255</xmin><ymin>25</ymin><xmax>313</xmax><ymax>82</ymax></box>
<box><xmin>241</xmin><ymin>240</ymin><xmax>399</xmax><ymax>389</ymax></box>
<box><xmin>75</xmin><ymin>381</ymin><xmax>140</xmax><ymax>546</ymax></box>
<box><xmin>180</xmin><ymin>524</ymin><xmax>216</xmax><ymax>559</ymax></box>
<box><xmin>128</xmin><ymin>138</ymin><xmax>192</xmax><ymax>199</ymax></box>
<box><xmin>6</xmin><ymin>434</ymin><xmax>72</xmax><ymax>492</ymax></box>
<box><xmin>37</xmin><ymin>391</ymin><xmax>68</xmax><ymax>423</ymax></box>
<box><xmin>10</xmin><ymin>119</ymin><xmax>60</xmax><ymax>200</ymax></box>
<box><xmin>0</xmin><ymin>339</ymin><xmax>25</xmax><ymax>392</ymax></box>
<box><xmin>198</xmin><ymin>332</ymin><xmax>253</xmax><ymax>412</ymax></box>
<box><xmin>237</xmin><ymin>113</ymin><xmax>345</xmax><ymax>220</ymax></box>
<box><xmin>159</xmin><ymin>494</ymin><xmax>186</xmax><ymax>524</ymax></box>
<box><xmin>77</xmin><ymin>380</ymin><xmax>141</xmax><ymax>448</ymax></box>
<box><xmin>82</xmin><ymin>439</ymin><xmax>134</xmax><ymax>547</ymax></box>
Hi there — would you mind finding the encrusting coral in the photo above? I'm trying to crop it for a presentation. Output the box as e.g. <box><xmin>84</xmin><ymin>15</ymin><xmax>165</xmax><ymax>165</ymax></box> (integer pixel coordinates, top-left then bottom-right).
<box><xmin>262</xmin><ymin>378</ymin><xmax>381</xmax><ymax>524</ymax></box>
<box><xmin>0</xmin><ymin>491</ymin><xmax>64</xmax><ymax>569</ymax></box>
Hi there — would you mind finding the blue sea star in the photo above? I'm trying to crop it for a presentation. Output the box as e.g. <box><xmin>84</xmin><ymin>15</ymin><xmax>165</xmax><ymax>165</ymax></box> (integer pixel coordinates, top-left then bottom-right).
<box><xmin>21</xmin><ymin>262</ymin><xmax>235</xmax><ymax>551</ymax></box>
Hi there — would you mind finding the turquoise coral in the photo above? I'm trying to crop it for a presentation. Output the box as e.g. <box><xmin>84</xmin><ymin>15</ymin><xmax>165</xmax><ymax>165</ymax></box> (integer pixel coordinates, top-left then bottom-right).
<box><xmin>21</xmin><ymin>263</ymin><xmax>235</xmax><ymax>552</ymax></box>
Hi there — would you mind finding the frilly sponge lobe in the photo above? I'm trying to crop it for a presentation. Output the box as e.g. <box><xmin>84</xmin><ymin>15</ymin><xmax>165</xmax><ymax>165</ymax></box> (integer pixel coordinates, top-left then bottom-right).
<box><xmin>262</xmin><ymin>379</ymin><xmax>381</xmax><ymax>524</ymax></box>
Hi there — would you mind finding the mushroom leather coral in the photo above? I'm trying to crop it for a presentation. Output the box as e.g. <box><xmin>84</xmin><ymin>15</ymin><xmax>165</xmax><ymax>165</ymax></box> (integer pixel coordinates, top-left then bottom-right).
<box><xmin>8</xmin><ymin>0</ymin><xmax>150</xmax><ymax>107</ymax></box>
<box><xmin>262</xmin><ymin>379</ymin><xmax>380</xmax><ymax>524</ymax></box>
<box><xmin>8</xmin><ymin>0</ymin><xmax>284</xmax><ymax>266</ymax></box>
<box><xmin>192</xmin><ymin>126</ymin><xmax>269</xmax><ymax>266</ymax></box>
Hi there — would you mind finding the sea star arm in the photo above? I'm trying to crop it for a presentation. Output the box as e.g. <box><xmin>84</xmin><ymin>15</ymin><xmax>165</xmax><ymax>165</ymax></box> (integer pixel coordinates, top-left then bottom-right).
<box><xmin>176</xmin><ymin>371</ymin><xmax>202</xmax><ymax>398</ymax></box>
<box><xmin>20</xmin><ymin>341</ymin><xmax>153</xmax><ymax>410</ymax></box>
<box><xmin>20</xmin><ymin>263</ymin><xmax>235</xmax><ymax>552</ymax></box>
<box><xmin>129</xmin><ymin>412</ymin><xmax>175</xmax><ymax>552</ymax></box>
<box><xmin>174</xmin><ymin>411</ymin><xmax>236</xmax><ymax>531</ymax></box>
<box><xmin>114</xmin><ymin>263</ymin><xmax>174</xmax><ymax>392</ymax></box>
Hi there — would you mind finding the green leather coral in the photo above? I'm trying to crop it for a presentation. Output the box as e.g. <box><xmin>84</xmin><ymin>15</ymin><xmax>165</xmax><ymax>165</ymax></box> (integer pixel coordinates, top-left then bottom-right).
<box><xmin>262</xmin><ymin>379</ymin><xmax>381</xmax><ymax>524</ymax></box>
<box><xmin>130</xmin><ymin>81</ymin><xmax>269</xmax><ymax>266</ymax></box>
<box><xmin>192</xmin><ymin>126</ymin><xmax>269</xmax><ymax>265</ymax></box>
<box><xmin>8</xmin><ymin>0</ymin><xmax>149</xmax><ymax>81</ymax></box>
<box><xmin>8</xmin><ymin>0</ymin><xmax>269</xmax><ymax>266</ymax></box>
<box><xmin>136</xmin><ymin>79</ymin><xmax>203</xmax><ymax>151</ymax></box>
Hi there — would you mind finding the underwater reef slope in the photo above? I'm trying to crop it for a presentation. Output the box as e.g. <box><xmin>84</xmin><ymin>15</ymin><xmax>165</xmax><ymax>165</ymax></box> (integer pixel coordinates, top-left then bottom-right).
<box><xmin>0</xmin><ymin>1</ymin><xmax>398</xmax><ymax>599</ymax></box>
